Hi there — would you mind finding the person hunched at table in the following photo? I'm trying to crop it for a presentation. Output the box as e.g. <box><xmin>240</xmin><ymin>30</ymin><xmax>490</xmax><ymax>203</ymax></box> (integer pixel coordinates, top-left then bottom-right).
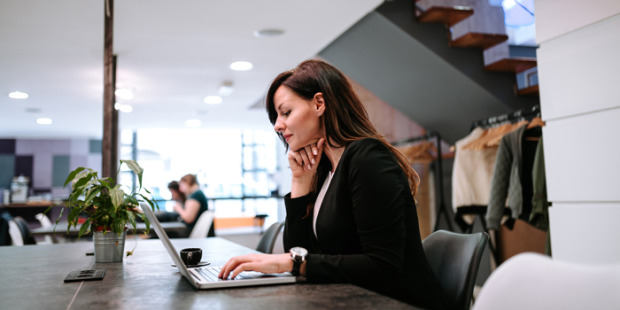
<box><xmin>219</xmin><ymin>60</ymin><xmax>446</xmax><ymax>309</ymax></box>
<box><xmin>175</xmin><ymin>174</ymin><xmax>214</xmax><ymax>237</ymax></box>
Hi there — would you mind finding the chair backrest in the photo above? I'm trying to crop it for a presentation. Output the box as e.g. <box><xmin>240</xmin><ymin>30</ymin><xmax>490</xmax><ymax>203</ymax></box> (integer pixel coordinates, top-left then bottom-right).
<box><xmin>256</xmin><ymin>222</ymin><xmax>284</xmax><ymax>254</ymax></box>
<box><xmin>13</xmin><ymin>216</ymin><xmax>37</xmax><ymax>245</ymax></box>
<box><xmin>35</xmin><ymin>213</ymin><xmax>57</xmax><ymax>244</ymax></box>
<box><xmin>8</xmin><ymin>220</ymin><xmax>24</xmax><ymax>246</ymax></box>
<box><xmin>271</xmin><ymin>228</ymin><xmax>285</xmax><ymax>254</ymax></box>
<box><xmin>422</xmin><ymin>230</ymin><xmax>489</xmax><ymax>310</ymax></box>
<box><xmin>189</xmin><ymin>211</ymin><xmax>214</xmax><ymax>239</ymax></box>
<box><xmin>473</xmin><ymin>253</ymin><xmax>620</xmax><ymax>310</ymax></box>
<box><xmin>1</xmin><ymin>211</ymin><xmax>14</xmax><ymax>245</ymax></box>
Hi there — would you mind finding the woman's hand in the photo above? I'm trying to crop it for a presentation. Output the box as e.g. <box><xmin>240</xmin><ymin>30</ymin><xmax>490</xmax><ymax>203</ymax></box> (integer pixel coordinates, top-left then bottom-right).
<box><xmin>288</xmin><ymin>138</ymin><xmax>325</xmax><ymax>198</ymax></box>
<box><xmin>218</xmin><ymin>253</ymin><xmax>292</xmax><ymax>280</ymax></box>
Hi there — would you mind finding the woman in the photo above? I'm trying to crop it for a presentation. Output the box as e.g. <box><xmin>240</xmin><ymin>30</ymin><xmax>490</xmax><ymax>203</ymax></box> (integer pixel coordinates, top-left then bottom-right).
<box><xmin>151</xmin><ymin>181</ymin><xmax>186</xmax><ymax>223</ymax></box>
<box><xmin>219</xmin><ymin>60</ymin><xmax>445</xmax><ymax>309</ymax></box>
<box><xmin>168</xmin><ymin>180</ymin><xmax>187</xmax><ymax>206</ymax></box>
<box><xmin>175</xmin><ymin>174</ymin><xmax>209</xmax><ymax>236</ymax></box>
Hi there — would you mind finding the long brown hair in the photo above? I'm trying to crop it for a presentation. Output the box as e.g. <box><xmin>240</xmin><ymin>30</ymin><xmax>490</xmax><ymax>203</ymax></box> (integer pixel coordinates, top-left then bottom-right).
<box><xmin>266</xmin><ymin>60</ymin><xmax>420</xmax><ymax>215</ymax></box>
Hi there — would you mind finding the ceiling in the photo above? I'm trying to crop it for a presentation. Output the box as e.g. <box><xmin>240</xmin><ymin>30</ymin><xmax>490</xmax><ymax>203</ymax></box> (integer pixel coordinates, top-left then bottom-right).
<box><xmin>0</xmin><ymin>0</ymin><xmax>383</xmax><ymax>138</ymax></box>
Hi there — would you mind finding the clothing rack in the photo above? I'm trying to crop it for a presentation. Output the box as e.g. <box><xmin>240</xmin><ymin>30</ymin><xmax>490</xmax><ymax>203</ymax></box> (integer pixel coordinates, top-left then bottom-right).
<box><xmin>470</xmin><ymin>105</ymin><xmax>540</xmax><ymax>130</ymax></box>
<box><xmin>393</xmin><ymin>131</ymin><xmax>453</xmax><ymax>232</ymax></box>
<box><xmin>461</xmin><ymin>105</ymin><xmax>542</xmax><ymax>266</ymax></box>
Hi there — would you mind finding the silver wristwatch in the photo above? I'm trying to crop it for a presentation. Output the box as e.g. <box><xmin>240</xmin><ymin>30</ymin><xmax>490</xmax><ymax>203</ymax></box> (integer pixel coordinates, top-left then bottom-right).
<box><xmin>289</xmin><ymin>246</ymin><xmax>308</xmax><ymax>276</ymax></box>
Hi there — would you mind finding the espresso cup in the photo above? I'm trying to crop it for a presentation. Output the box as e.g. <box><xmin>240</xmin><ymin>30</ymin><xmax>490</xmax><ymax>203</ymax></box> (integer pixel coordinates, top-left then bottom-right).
<box><xmin>180</xmin><ymin>248</ymin><xmax>202</xmax><ymax>266</ymax></box>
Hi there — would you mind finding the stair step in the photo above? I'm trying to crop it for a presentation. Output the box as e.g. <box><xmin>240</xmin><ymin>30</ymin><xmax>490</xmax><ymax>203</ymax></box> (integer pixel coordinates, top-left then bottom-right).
<box><xmin>517</xmin><ymin>85</ymin><xmax>539</xmax><ymax>96</ymax></box>
<box><xmin>450</xmin><ymin>32</ymin><xmax>508</xmax><ymax>50</ymax></box>
<box><xmin>416</xmin><ymin>6</ymin><xmax>474</xmax><ymax>27</ymax></box>
<box><xmin>485</xmin><ymin>58</ymin><xmax>537</xmax><ymax>73</ymax></box>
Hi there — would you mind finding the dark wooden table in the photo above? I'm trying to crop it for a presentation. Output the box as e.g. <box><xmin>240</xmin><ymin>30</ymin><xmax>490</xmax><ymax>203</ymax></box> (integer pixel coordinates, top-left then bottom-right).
<box><xmin>30</xmin><ymin>221</ymin><xmax>187</xmax><ymax>237</ymax></box>
<box><xmin>0</xmin><ymin>238</ymin><xmax>417</xmax><ymax>309</ymax></box>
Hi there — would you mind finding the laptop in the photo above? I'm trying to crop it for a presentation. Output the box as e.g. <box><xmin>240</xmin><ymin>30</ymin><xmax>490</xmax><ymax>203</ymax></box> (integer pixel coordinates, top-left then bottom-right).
<box><xmin>140</xmin><ymin>203</ymin><xmax>296</xmax><ymax>289</ymax></box>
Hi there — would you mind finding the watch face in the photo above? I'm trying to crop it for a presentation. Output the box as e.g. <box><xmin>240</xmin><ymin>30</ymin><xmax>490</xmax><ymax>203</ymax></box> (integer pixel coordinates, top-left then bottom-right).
<box><xmin>291</xmin><ymin>247</ymin><xmax>308</xmax><ymax>257</ymax></box>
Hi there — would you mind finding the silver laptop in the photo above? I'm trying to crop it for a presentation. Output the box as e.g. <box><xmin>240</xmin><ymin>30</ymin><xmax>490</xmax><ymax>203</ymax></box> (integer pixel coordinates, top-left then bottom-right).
<box><xmin>140</xmin><ymin>203</ymin><xmax>296</xmax><ymax>289</ymax></box>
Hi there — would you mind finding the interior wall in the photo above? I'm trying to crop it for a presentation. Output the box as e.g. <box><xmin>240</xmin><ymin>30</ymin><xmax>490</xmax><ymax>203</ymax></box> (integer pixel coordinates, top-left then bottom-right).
<box><xmin>349</xmin><ymin>78</ymin><xmax>438</xmax><ymax>238</ymax></box>
<box><xmin>536</xmin><ymin>1</ymin><xmax>620</xmax><ymax>264</ymax></box>
<box><xmin>0</xmin><ymin>138</ymin><xmax>102</xmax><ymax>201</ymax></box>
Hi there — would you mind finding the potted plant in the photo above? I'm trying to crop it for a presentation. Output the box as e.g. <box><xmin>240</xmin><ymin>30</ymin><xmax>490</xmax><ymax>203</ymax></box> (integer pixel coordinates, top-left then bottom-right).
<box><xmin>52</xmin><ymin>160</ymin><xmax>158</xmax><ymax>262</ymax></box>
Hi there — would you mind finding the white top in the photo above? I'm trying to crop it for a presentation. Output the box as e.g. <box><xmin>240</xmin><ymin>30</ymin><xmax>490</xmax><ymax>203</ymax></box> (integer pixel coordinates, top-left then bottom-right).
<box><xmin>313</xmin><ymin>171</ymin><xmax>334</xmax><ymax>239</ymax></box>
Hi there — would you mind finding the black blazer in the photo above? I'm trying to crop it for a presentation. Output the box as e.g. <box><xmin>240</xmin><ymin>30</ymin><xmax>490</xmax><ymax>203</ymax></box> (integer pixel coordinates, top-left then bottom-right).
<box><xmin>284</xmin><ymin>138</ymin><xmax>445</xmax><ymax>309</ymax></box>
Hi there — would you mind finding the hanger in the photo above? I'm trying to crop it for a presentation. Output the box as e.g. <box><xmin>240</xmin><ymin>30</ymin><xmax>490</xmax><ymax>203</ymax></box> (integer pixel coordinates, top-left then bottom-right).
<box><xmin>527</xmin><ymin>117</ymin><xmax>545</xmax><ymax>129</ymax></box>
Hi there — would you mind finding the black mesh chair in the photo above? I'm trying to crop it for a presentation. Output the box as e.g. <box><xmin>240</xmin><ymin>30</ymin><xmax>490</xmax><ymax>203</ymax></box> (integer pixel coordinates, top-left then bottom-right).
<box><xmin>13</xmin><ymin>216</ymin><xmax>37</xmax><ymax>245</ymax></box>
<box><xmin>256</xmin><ymin>222</ymin><xmax>284</xmax><ymax>254</ymax></box>
<box><xmin>422</xmin><ymin>230</ymin><xmax>489</xmax><ymax>310</ymax></box>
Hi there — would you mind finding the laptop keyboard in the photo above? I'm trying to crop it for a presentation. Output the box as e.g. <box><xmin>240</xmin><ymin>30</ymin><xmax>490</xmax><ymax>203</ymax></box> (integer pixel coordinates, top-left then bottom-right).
<box><xmin>195</xmin><ymin>266</ymin><xmax>221</xmax><ymax>282</ymax></box>
<box><xmin>194</xmin><ymin>266</ymin><xmax>251</xmax><ymax>282</ymax></box>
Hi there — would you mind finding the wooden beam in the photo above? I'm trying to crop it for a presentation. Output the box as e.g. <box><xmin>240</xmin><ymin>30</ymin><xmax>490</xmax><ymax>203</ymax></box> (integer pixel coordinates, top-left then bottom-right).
<box><xmin>102</xmin><ymin>0</ymin><xmax>118</xmax><ymax>179</ymax></box>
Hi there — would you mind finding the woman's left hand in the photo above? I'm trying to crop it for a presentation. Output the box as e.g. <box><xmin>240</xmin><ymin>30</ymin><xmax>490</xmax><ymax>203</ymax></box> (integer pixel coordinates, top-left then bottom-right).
<box><xmin>218</xmin><ymin>253</ymin><xmax>292</xmax><ymax>280</ymax></box>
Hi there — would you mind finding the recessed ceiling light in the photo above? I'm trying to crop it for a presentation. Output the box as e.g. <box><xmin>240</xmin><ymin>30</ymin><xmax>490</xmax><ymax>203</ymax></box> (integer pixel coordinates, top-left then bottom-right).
<box><xmin>115</xmin><ymin>88</ymin><xmax>134</xmax><ymax>100</ymax></box>
<box><xmin>185</xmin><ymin>119</ymin><xmax>201</xmax><ymax>128</ymax></box>
<box><xmin>204</xmin><ymin>95</ymin><xmax>223</xmax><ymax>104</ymax></box>
<box><xmin>114</xmin><ymin>102</ymin><xmax>133</xmax><ymax>113</ymax></box>
<box><xmin>9</xmin><ymin>91</ymin><xmax>29</xmax><ymax>99</ymax></box>
<box><xmin>253</xmin><ymin>28</ymin><xmax>285</xmax><ymax>38</ymax></box>
<box><xmin>230</xmin><ymin>61</ymin><xmax>253</xmax><ymax>71</ymax></box>
<box><xmin>36</xmin><ymin>117</ymin><xmax>52</xmax><ymax>125</ymax></box>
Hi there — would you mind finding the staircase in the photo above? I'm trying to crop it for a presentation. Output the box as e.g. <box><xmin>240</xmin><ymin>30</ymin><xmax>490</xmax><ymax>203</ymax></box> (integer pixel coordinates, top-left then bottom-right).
<box><xmin>318</xmin><ymin>0</ymin><xmax>539</xmax><ymax>143</ymax></box>
<box><xmin>414</xmin><ymin>0</ymin><xmax>539</xmax><ymax>96</ymax></box>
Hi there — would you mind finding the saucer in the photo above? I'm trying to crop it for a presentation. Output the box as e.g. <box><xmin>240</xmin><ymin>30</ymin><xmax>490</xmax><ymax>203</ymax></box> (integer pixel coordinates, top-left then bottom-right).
<box><xmin>171</xmin><ymin>261</ymin><xmax>210</xmax><ymax>268</ymax></box>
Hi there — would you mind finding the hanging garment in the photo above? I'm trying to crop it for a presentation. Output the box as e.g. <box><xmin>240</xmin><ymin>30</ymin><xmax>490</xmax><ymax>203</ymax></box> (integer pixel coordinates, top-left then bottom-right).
<box><xmin>396</xmin><ymin>143</ymin><xmax>436</xmax><ymax>239</ymax></box>
<box><xmin>529</xmin><ymin>137</ymin><xmax>550</xmax><ymax>231</ymax></box>
<box><xmin>397</xmin><ymin>141</ymin><xmax>436</xmax><ymax>164</ymax></box>
<box><xmin>452</xmin><ymin>127</ymin><xmax>501</xmax><ymax>224</ymax></box>
<box><xmin>413</xmin><ymin>163</ymin><xmax>434</xmax><ymax>240</ymax></box>
<box><xmin>486</xmin><ymin>125</ymin><xmax>541</xmax><ymax>230</ymax></box>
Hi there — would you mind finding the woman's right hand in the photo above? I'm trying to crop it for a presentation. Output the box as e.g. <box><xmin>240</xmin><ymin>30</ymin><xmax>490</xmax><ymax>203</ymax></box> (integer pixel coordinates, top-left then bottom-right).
<box><xmin>288</xmin><ymin>138</ymin><xmax>324</xmax><ymax>198</ymax></box>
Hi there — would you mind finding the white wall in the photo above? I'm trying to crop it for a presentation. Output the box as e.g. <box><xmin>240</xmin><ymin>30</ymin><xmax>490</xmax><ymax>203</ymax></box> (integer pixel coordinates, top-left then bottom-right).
<box><xmin>536</xmin><ymin>1</ymin><xmax>620</xmax><ymax>264</ymax></box>
<box><xmin>536</xmin><ymin>0</ymin><xmax>620</xmax><ymax>44</ymax></box>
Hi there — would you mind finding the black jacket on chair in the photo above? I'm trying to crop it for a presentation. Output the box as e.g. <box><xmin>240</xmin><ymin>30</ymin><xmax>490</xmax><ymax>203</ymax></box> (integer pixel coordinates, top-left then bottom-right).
<box><xmin>283</xmin><ymin>138</ymin><xmax>445</xmax><ymax>309</ymax></box>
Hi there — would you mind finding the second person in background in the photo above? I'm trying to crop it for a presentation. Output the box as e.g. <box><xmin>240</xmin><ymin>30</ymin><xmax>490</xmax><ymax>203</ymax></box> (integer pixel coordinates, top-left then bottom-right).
<box><xmin>175</xmin><ymin>174</ymin><xmax>213</xmax><ymax>237</ymax></box>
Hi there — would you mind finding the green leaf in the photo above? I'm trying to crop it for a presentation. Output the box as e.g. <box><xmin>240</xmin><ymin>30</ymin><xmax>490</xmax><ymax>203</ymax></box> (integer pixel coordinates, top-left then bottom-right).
<box><xmin>110</xmin><ymin>186</ymin><xmax>124</xmax><ymax>210</ymax></box>
<box><xmin>127</xmin><ymin>212</ymin><xmax>137</xmax><ymax>232</ymax></box>
<box><xmin>84</xmin><ymin>187</ymin><xmax>102</xmax><ymax>205</ymax></box>
<box><xmin>64</xmin><ymin>167</ymin><xmax>86</xmax><ymax>188</ymax></box>
<box><xmin>121</xmin><ymin>160</ymin><xmax>143</xmax><ymax>189</ymax></box>
<box><xmin>98</xmin><ymin>178</ymin><xmax>112</xmax><ymax>188</ymax></box>
<box><xmin>78</xmin><ymin>219</ymin><xmax>91</xmax><ymax>238</ymax></box>
<box><xmin>51</xmin><ymin>207</ymin><xmax>65</xmax><ymax>235</ymax></box>
<box><xmin>44</xmin><ymin>204</ymin><xmax>55</xmax><ymax>215</ymax></box>
<box><xmin>72</xmin><ymin>172</ymin><xmax>93</xmax><ymax>191</ymax></box>
<box><xmin>138</xmin><ymin>193</ymin><xmax>159</xmax><ymax>211</ymax></box>
<box><xmin>67</xmin><ymin>207</ymin><xmax>82</xmax><ymax>228</ymax></box>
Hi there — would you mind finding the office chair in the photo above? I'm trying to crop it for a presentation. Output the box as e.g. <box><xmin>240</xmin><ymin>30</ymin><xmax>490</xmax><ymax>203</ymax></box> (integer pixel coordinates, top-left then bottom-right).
<box><xmin>256</xmin><ymin>222</ymin><xmax>284</xmax><ymax>254</ymax></box>
<box><xmin>35</xmin><ymin>213</ymin><xmax>58</xmax><ymax>244</ymax></box>
<box><xmin>473</xmin><ymin>253</ymin><xmax>620</xmax><ymax>310</ymax></box>
<box><xmin>13</xmin><ymin>216</ymin><xmax>37</xmax><ymax>245</ymax></box>
<box><xmin>189</xmin><ymin>211</ymin><xmax>214</xmax><ymax>239</ymax></box>
<box><xmin>422</xmin><ymin>230</ymin><xmax>489</xmax><ymax>310</ymax></box>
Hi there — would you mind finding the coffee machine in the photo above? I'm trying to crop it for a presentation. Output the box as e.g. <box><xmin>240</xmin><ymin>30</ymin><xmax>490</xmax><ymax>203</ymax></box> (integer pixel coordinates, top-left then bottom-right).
<box><xmin>10</xmin><ymin>175</ymin><xmax>29</xmax><ymax>203</ymax></box>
